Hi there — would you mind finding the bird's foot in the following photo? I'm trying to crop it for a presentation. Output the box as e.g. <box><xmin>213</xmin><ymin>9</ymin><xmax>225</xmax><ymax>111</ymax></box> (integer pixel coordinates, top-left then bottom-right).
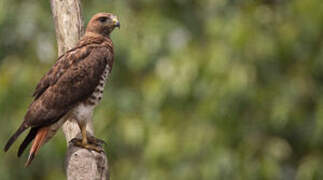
<box><xmin>70</xmin><ymin>137</ymin><xmax>106</xmax><ymax>153</ymax></box>
<box><xmin>87</xmin><ymin>136</ymin><xmax>107</xmax><ymax>146</ymax></box>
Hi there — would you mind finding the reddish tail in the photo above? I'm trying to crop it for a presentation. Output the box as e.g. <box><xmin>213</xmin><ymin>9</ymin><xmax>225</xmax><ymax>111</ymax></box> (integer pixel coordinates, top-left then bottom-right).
<box><xmin>25</xmin><ymin>127</ymin><xmax>49</xmax><ymax>167</ymax></box>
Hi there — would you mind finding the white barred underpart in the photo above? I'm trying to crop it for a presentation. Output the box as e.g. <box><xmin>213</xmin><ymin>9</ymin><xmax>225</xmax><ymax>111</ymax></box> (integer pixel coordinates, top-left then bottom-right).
<box><xmin>46</xmin><ymin>63</ymin><xmax>111</xmax><ymax>142</ymax></box>
<box><xmin>88</xmin><ymin>62</ymin><xmax>112</xmax><ymax>106</ymax></box>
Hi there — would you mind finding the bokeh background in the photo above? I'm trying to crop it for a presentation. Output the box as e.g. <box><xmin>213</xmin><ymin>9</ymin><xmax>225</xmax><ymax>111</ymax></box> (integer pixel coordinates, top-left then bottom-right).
<box><xmin>1</xmin><ymin>0</ymin><xmax>323</xmax><ymax>179</ymax></box>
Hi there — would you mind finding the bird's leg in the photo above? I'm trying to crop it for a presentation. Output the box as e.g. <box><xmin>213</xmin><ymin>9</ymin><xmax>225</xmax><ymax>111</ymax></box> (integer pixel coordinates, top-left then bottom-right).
<box><xmin>81</xmin><ymin>125</ymin><xmax>88</xmax><ymax>145</ymax></box>
<box><xmin>70</xmin><ymin>123</ymin><xmax>105</xmax><ymax>153</ymax></box>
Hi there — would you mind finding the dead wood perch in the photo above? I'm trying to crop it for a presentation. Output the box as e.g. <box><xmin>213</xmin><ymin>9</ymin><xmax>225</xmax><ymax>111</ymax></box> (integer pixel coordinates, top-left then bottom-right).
<box><xmin>50</xmin><ymin>0</ymin><xmax>109</xmax><ymax>179</ymax></box>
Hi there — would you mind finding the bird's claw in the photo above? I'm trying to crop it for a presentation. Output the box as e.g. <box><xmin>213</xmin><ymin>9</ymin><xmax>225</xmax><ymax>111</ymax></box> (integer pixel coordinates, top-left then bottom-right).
<box><xmin>70</xmin><ymin>137</ymin><xmax>106</xmax><ymax>153</ymax></box>
<box><xmin>87</xmin><ymin>136</ymin><xmax>107</xmax><ymax>146</ymax></box>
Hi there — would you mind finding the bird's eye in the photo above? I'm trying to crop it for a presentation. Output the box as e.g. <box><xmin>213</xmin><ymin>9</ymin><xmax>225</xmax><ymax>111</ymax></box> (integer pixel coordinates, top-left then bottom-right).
<box><xmin>99</xmin><ymin>17</ymin><xmax>107</xmax><ymax>23</ymax></box>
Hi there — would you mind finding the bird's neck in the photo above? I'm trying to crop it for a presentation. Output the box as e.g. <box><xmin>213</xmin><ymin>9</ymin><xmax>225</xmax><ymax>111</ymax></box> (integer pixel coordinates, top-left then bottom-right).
<box><xmin>84</xmin><ymin>32</ymin><xmax>111</xmax><ymax>40</ymax></box>
<box><xmin>78</xmin><ymin>32</ymin><xmax>113</xmax><ymax>50</ymax></box>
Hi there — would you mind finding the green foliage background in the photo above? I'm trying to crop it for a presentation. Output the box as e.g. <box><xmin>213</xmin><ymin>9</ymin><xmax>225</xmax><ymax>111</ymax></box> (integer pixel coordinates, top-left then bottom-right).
<box><xmin>1</xmin><ymin>0</ymin><xmax>323</xmax><ymax>179</ymax></box>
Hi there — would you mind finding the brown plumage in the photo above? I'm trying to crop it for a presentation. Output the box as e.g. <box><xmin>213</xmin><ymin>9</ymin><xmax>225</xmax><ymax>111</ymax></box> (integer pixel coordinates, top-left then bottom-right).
<box><xmin>4</xmin><ymin>12</ymin><xmax>120</xmax><ymax>166</ymax></box>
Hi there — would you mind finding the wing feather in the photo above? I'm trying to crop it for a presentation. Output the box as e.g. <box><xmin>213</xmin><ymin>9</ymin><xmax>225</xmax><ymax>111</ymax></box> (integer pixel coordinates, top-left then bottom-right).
<box><xmin>27</xmin><ymin>46</ymin><xmax>111</xmax><ymax>127</ymax></box>
<box><xmin>32</xmin><ymin>45</ymin><xmax>92</xmax><ymax>99</ymax></box>
<box><xmin>4</xmin><ymin>38</ymin><xmax>113</xmax><ymax>153</ymax></box>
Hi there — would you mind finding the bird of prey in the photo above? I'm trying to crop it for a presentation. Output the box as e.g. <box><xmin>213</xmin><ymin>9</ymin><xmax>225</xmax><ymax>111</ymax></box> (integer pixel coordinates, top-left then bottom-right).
<box><xmin>4</xmin><ymin>12</ymin><xmax>120</xmax><ymax>166</ymax></box>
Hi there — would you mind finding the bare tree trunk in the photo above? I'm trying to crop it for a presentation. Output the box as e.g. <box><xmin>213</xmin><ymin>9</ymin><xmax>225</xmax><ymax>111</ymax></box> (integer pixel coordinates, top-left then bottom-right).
<box><xmin>50</xmin><ymin>0</ymin><xmax>109</xmax><ymax>179</ymax></box>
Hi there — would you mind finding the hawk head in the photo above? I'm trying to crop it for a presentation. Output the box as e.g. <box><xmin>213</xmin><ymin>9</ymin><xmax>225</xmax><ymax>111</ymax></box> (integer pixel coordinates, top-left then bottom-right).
<box><xmin>86</xmin><ymin>12</ymin><xmax>120</xmax><ymax>37</ymax></box>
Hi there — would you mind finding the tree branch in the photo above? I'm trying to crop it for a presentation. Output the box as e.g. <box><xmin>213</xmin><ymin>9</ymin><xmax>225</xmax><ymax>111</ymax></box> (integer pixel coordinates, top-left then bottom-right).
<box><xmin>50</xmin><ymin>0</ymin><xmax>109</xmax><ymax>179</ymax></box>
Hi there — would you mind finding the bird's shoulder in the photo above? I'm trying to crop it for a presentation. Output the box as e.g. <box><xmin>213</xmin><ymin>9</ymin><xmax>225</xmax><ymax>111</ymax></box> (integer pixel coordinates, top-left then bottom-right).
<box><xmin>26</xmin><ymin>38</ymin><xmax>112</xmax><ymax>126</ymax></box>
<box><xmin>32</xmin><ymin>35</ymin><xmax>113</xmax><ymax>100</ymax></box>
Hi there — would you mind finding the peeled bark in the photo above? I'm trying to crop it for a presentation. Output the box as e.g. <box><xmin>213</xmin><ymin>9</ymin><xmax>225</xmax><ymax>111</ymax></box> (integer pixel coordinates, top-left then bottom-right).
<box><xmin>50</xmin><ymin>0</ymin><xmax>109</xmax><ymax>179</ymax></box>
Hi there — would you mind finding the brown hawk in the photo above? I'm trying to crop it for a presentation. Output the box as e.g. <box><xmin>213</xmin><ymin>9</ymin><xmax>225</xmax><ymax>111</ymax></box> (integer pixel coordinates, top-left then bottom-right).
<box><xmin>4</xmin><ymin>12</ymin><xmax>120</xmax><ymax>166</ymax></box>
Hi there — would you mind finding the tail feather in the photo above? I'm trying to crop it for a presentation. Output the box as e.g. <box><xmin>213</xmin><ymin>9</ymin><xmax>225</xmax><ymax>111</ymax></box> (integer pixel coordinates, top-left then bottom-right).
<box><xmin>25</xmin><ymin>127</ymin><xmax>48</xmax><ymax>167</ymax></box>
<box><xmin>4</xmin><ymin>123</ymin><xmax>29</xmax><ymax>152</ymax></box>
<box><xmin>18</xmin><ymin>127</ymin><xmax>39</xmax><ymax>157</ymax></box>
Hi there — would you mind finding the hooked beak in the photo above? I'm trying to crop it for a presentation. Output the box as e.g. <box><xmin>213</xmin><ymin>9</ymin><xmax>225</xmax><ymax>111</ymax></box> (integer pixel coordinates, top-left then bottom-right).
<box><xmin>112</xmin><ymin>17</ymin><xmax>120</xmax><ymax>29</ymax></box>
<box><xmin>115</xmin><ymin>21</ymin><xmax>120</xmax><ymax>29</ymax></box>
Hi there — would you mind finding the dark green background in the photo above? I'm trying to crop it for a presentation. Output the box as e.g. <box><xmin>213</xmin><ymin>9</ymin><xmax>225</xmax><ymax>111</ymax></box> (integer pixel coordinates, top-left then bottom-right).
<box><xmin>1</xmin><ymin>0</ymin><xmax>323</xmax><ymax>179</ymax></box>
